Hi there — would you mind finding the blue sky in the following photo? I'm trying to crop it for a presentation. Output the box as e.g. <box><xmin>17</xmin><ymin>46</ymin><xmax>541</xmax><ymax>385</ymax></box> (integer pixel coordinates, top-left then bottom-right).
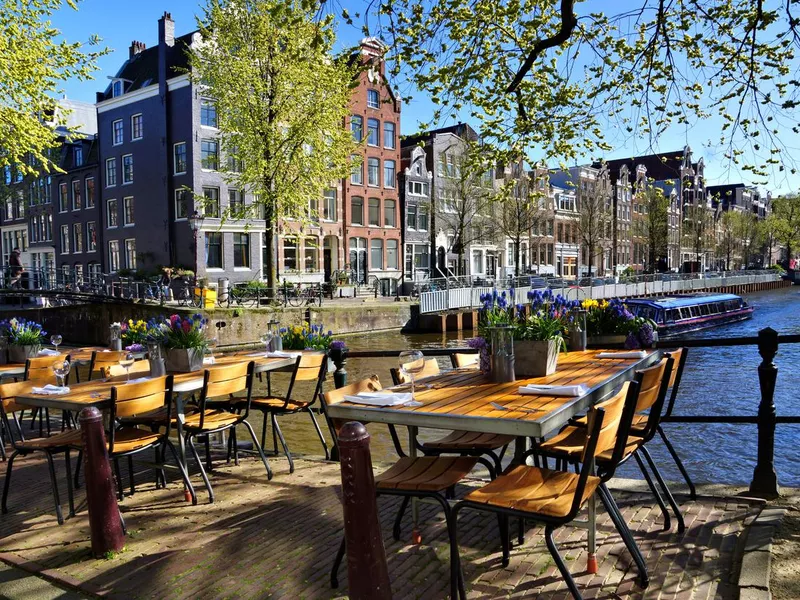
<box><xmin>53</xmin><ymin>0</ymin><xmax>796</xmax><ymax>194</ymax></box>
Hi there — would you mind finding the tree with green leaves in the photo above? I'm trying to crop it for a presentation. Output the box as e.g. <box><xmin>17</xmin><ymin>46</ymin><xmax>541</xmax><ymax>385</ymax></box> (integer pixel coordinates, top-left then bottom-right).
<box><xmin>733</xmin><ymin>210</ymin><xmax>760</xmax><ymax>268</ymax></box>
<box><xmin>758</xmin><ymin>212</ymin><xmax>785</xmax><ymax>266</ymax></box>
<box><xmin>572</xmin><ymin>170</ymin><xmax>612</xmax><ymax>278</ymax></box>
<box><xmin>190</xmin><ymin>0</ymin><xmax>358</xmax><ymax>293</ymax></box>
<box><xmin>375</xmin><ymin>1</ymin><xmax>800</xmax><ymax>184</ymax></box>
<box><xmin>682</xmin><ymin>202</ymin><xmax>716</xmax><ymax>271</ymax></box>
<box><xmin>771</xmin><ymin>195</ymin><xmax>800</xmax><ymax>268</ymax></box>
<box><xmin>716</xmin><ymin>210</ymin><xmax>739</xmax><ymax>270</ymax></box>
<box><xmin>634</xmin><ymin>185</ymin><xmax>670</xmax><ymax>272</ymax></box>
<box><xmin>0</xmin><ymin>0</ymin><xmax>106</xmax><ymax>177</ymax></box>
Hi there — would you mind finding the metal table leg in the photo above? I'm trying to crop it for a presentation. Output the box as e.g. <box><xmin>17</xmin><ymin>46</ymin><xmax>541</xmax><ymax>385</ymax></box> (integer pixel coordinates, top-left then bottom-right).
<box><xmin>587</xmin><ymin>455</ymin><xmax>597</xmax><ymax>573</ymax></box>
<box><xmin>174</xmin><ymin>392</ymin><xmax>191</xmax><ymax>502</ymax></box>
<box><xmin>408</xmin><ymin>425</ymin><xmax>421</xmax><ymax>544</ymax></box>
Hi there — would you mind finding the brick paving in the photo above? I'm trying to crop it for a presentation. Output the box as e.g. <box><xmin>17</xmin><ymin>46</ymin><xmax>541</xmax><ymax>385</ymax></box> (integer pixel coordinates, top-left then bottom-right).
<box><xmin>0</xmin><ymin>451</ymin><xmax>759</xmax><ymax>599</ymax></box>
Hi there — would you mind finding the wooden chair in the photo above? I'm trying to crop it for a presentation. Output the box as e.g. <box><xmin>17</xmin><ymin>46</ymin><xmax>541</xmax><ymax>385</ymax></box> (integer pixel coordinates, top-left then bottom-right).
<box><xmin>449</xmin><ymin>384</ymin><xmax>644</xmax><ymax>600</ymax></box>
<box><xmin>23</xmin><ymin>354</ymin><xmax>65</xmax><ymax>436</ymax></box>
<box><xmin>390</xmin><ymin>359</ymin><xmax>513</xmax><ymax>478</ymax></box>
<box><xmin>450</xmin><ymin>353</ymin><xmax>480</xmax><ymax>369</ymax></box>
<box><xmin>324</xmin><ymin>376</ymin><xmax>479</xmax><ymax>591</ymax></box>
<box><xmin>87</xmin><ymin>350</ymin><xmax>128</xmax><ymax>380</ymax></box>
<box><xmin>229</xmin><ymin>352</ymin><xmax>328</xmax><ymax>473</ymax></box>
<box><xmin>0</xmin><ymin>381</ymin><xmax>79</xmax><ymax>524</ymax></box>
<box><xmin>184</xmin><ymin>361</ymin><xmax>271</xmax><ymax>503</ymax></box>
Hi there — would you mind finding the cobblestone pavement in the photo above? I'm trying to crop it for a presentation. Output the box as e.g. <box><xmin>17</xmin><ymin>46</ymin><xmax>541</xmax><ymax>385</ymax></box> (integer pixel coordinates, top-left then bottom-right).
<box><xmin>0</xmin><ymin>452</ymin><xmax>759</xmax><ymax>599</ymax></box>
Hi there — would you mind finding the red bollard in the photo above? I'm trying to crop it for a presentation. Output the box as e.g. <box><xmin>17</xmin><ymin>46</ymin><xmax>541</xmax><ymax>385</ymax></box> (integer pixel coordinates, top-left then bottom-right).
<box><xmin>79</xmin><ymin>407</ymin><xmax>125</xmax><ymax>558</ymax></box>
<box><xmin>338</xmin><ymin>421</ymin><xmax>391</xmax><ymax>600</ymax></box>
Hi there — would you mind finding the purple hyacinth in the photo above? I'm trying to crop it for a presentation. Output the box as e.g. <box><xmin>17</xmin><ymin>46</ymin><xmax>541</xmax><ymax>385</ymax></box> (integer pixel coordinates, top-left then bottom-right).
<box><xmin>638</xmin><ymin>323</ymin><xmax>655</xmax><ymax>347</ymax></box>
<box><xmin>330</xmin><ymin>340</ymin><xmax>346</xmax><ymax>350</ymax></box>
<box><xmin>624</xmin><ymin>332</ymin><xmax>641</xmax><ymax>349</ymax></box>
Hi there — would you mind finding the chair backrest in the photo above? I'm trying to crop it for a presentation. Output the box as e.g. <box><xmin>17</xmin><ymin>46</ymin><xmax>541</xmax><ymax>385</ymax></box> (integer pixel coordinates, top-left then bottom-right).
<box><xmin>662</xmin><ymin>348</ymin><xmax>688</xmax><ymax>418</ymax></box>
<box><xmin>450</xmin><ymin>353</ymin><xmax>479</xmax><ymax>369</ymax></box>
<box><xmin>390</xmin><ymin>358</ymin><xmax>440</xmax><ymax>385</ymax></box>
<box><xmin>635</xmin><ymin>355</ymin><xmax>675</xmax><ymax>440</ymax></box>
<box><xmin>0</xmin><ymin>381</ymin><xmax>36</xmax><ymax>446</ymax></box>
<box><xmin>103</xmin><ymin>359</ymin><xmax>152</xmax><ymax>381</ymax></box>
<box><xmin>199</xmin><ymin>361</ymin><xmax>254</xmax><ymax>425</ymax></box>
<box><xmin>565</xmin><ymin>405</ymin><xmax>608</xmax><ymax>519</ymax></box>
<box><xmin>587</xmin><ymin>381</ymin><xmax>637</xmax><ymax>462</ymax></box>
<box><xmin>320</xmin><ymin>375</ymin><xmax>382</xmax><ymax>441</ymax></box>
<box><xmin>89</xmin><ymin>351</ymin><xmax>128</xmax><ymax>380</ymax></box>
<box><xmin>109</xmin><ymin>376</ymin><xmax>173</xmax><ymax>453</ymax></box>
<box><xmin>281</xmin><ymin>352</ymin><xmax>328</xmax><ymax>409</ymax></box>
<box><xmin>24</xmin><ymin>355</ymin><xmax>63</xmax><ymax>385</ymax></box>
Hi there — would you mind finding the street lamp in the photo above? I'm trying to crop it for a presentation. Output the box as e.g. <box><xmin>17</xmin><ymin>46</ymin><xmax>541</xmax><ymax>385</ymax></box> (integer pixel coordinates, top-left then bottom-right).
<box><xmin>188</xmin><ymin>211</ymin><xmax>204</xmax><ymax>287</ymax></box>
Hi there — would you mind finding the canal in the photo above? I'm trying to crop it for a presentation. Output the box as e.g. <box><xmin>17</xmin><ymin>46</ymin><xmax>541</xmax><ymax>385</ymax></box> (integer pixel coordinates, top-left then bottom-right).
<box><xmin>268</xmin><ymin>286</ymin><xmax>800</xmax><ymax>486</ymax></box>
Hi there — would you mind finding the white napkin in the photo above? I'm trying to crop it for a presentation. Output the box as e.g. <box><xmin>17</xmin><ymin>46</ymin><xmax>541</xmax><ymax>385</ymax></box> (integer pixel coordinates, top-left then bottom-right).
<box><xmin>597</xmin><ymin>351</ymin><xmax>647</xmax><ymax>359</ymax></box>
<box><xmin>38</xmin><ymin>348</ymin><xmax>60</xmax><ymax>356</ymax></box>
<box><xmin>343</xmin><ymin>392</ymin><xmax>420</xmax><ymax>407</ymax></box>
<box><xmin>125</xmin><ymin>377</ymin><xmax>151</xmax><ymax>385</ymax></box>
<box><xmin>32</xmin><ymin>384</ymin><xmax>70</xmax><ymax>395</ymax></box>
<box><xmin>203</xmin><ymin>357</ymin><xmax>216</xmax><ymax>365</ymax></box>
<box><xmin>266</xmin><ymin>351</ymin><xmax>302</xmax><ymax>359</ymax></box>
<box><xmin>518</xmin><ymin>384</ymin><xmax>588</xmax><ymax>397</ymax></box>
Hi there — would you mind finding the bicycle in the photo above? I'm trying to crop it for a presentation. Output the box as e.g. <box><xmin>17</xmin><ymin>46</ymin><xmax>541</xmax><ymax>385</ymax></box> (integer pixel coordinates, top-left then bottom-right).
<box><xmin>175</xmin><ymin>281</ymin><xmax>202</xmax><ymax>308</ymax></box>
<box><xmin>226</xmin><ymin>284</ymin><xmax>261</xmax><ymax>308</ymax></box>
<box><xmin>282</xmin><ymin>282</ymin><xmax>321</xmax><ymax>307</ymax></box>
<box><xmin>143</xmin><ymin>278</ymin><xmax>168</xmax><ymax>304</ymax></box>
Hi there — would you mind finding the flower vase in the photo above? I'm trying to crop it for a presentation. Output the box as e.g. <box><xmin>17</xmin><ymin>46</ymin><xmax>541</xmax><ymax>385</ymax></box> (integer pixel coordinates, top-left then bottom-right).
<box><xmin>514</xmin><ymin>340</ymin><xmax>559</xmax><ymax>378</ymax></box>
<box><xmin>164</xmin><ymin>348</ymin><xmax>204</xmax><ymax>373</ymax></box>
<box><xmin>8</xmin><ymin>344</ymin><xmax>41</xmax><ymax>364</ymax></box>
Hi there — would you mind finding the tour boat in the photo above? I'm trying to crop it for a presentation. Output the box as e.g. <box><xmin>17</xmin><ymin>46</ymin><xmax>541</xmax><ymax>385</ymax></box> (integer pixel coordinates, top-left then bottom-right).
<box><xmin>624</xmin><ymin>293</ymin><xmax>754</xmax><ymax>337</ymax></box>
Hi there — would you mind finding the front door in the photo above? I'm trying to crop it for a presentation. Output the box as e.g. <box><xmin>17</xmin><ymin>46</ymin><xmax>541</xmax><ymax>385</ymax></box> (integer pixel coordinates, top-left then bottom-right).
<box><xmin>349</xmin><ymin>238</ymin><xmax>367</xmax><ymax>284</ymax></box>
<box><xmin>323</xmin><ymin>248</ymin><xmax>332</xmax><ymax>282</ymax></box>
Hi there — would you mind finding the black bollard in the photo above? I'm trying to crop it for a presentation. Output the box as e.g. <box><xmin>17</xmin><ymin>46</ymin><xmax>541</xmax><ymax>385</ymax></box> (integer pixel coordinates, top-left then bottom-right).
<box><xmin>749</xmin><ymin>327</ymin><xmax>781</xmax><ymax>498</ymax></box>
<box><xmin>79</xmin><ymin>407</ymin><xmax>125</xmax><ymax>557</ymax></box>
<box><xmin>338</xmin><ymin>421</ymin><xmax>391</xmax><ymax>600</ymax></box>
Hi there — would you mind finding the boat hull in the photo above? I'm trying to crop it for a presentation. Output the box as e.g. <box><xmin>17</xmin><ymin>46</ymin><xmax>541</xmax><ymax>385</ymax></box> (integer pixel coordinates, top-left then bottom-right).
<box><xmin>658</xmin><ymin>307</ymin><xmax>754</xmax><ymax>338</ymax></box>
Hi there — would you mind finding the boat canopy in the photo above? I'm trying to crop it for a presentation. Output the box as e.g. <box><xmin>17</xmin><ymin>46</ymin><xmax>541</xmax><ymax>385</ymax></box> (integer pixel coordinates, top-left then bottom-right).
<box><xmin>624</xmin><ymin>293</ymin><xmax>742</xmax><ymax>309</ymax></box>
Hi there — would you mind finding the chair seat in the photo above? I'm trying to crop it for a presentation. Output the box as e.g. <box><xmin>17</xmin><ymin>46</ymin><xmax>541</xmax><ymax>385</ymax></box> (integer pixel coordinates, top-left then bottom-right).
<box><xmin>183</xmin><ymin>409</ymin><xmax>240</xmax><ymax>431</ymax></box>
<box><xmin>463</xmin><ymin>464</ymin><xmax>601</xmax><ymax>518</ymax></box>
<box><xmin>230</xmin><ymin>395</ymin><xmax>310</xmax><ymax>412</ymax></box>
<box><xmin>18</xmin><ymin>429</ymin><xmax>82</xmax><ymax>451</ymax></box>
<box><xmin>375</xmin><ymin>456</ymin><xmax>479</xmax><ymax>493</ymax></box>
<box><xmin>111</xmin><ymin>428</ymin><xmax>162</xmax><ymax>454</ymax></box>
<box><xmin>422</xmin><ymin>430</ymin><xmax>515</xmax><ymax>451</ymax></box>
<box><xmin>540</xmin><ymin>426</ymin><xmax>645</xmax><ymax>462</ymax></box>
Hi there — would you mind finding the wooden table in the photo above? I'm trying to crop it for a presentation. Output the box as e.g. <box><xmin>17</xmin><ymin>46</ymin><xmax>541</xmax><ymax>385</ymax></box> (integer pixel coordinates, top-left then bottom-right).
<box><xmin>326</xmin><ymin>349</ymin><xmax>660</xmax><ymax>570</ymax></box>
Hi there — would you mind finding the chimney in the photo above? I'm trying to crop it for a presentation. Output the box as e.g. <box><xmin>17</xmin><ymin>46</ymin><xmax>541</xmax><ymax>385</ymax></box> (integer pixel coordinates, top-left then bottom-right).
<box><xmin>158</xmin><ymin>12</ymin><xmax>175</xmax><ymax>47</ymax></box>
<box><xmin>129</xmin><ymin>40</ymin><xmax>147</xmax><ymax>59</ymax></box>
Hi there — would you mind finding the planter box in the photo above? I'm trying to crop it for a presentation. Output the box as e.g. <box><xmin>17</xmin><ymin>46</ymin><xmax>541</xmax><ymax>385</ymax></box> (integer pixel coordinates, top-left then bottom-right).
<box><xmin>514</xmin><ymin>340</ymin><xmax>559</xmax><ymax>378</ymax></box>
<box><xmin>164</xmin><ymin>348</ymin><xmax>204</xmax><ymax>373</ymax></box>
<box><xmin>588</xmin><ymin>335</ymin><xmax>627</xmax><ymax>348</ymax></box>
<box><xmin>8</xmin><ymin>345</ymin><xmax>41</xmax><ymax>364</ymax></box>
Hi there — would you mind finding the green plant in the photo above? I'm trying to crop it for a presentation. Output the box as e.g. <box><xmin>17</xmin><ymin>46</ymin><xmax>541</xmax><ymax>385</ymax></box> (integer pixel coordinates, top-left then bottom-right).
<box><xmin>146</xmin><ymin>314</ymin><xmax>209</xmax><ymax>350</ymax></box>
<box><xmin>280</xmin><ymin>324</ymin><xmax>335</xmax><ymax>350</ymax></box>
<box><xmin>0</xmin><ymin>318</ymin><xmax>46</xmax><ymax>346</ymax></box>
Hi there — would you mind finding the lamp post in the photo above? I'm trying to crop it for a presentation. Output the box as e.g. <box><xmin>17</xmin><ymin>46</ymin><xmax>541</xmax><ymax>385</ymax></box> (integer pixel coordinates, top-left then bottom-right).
<box><xmin>188</xmin><ymin>211</ymin><xmax>204</xmax><ymax>289</ymax></box>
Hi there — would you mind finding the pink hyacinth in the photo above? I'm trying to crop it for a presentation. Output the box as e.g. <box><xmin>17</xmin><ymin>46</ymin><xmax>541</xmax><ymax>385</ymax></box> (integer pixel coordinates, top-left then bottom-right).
<box><xmin>181</xmin><ymin>320</ymin><xmax>191</xmax><ymax>333</ymax></box>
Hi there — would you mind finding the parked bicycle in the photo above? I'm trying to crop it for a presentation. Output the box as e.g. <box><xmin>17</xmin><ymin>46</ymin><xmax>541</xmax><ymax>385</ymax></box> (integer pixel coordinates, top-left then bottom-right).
<box><xmin>281</xmin><ymin>282</ymin><xmax>322</xmax><ymax>307</ymax></box>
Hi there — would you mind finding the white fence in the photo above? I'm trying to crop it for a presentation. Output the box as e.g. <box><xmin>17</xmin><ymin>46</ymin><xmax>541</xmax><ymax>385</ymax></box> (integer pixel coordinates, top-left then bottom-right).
<box><xmin>418</xmin><ymin>271</ymin><xmax>781</xmax><ymax>314</ymax></box>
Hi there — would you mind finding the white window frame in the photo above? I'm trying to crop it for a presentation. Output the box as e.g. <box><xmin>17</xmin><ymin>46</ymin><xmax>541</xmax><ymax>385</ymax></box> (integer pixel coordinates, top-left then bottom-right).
<box><xmin>173</xmin><ymin>142</ymin><xmax>187</xmax><ymax>175</ymax></box>
<box><xmin>123</xmin><ymin>196</ymin><xmax>135</xmax><ymax>226</ymax></box>
<box><xmin>200</xmin><ymin>99</ymin><xmax>218</xmax><ymax>128</ymax></box>
<box><xmin>105</xmin><ymin>158</ymin><xmax>117</xmax><ymax>188</ymax></box>
<box><xmin>175</xmin><ymin>189</ymin><xmax>189</xmax><ymax>220</ymax></box>
<box><xmin>367</xmin><ymin>89</ymin><xmax>380</xmax><ymax>109</ymax></box>
<box><xmin>125</xmin><ymin>238</ymin><xmax>137</xmax><ymax>270</ymax></box>
<box><xmin>73</xmin><ymin>222</ymin><xmax>83</xmax><ymax>253</ymax></box>
<box><xmin>122</xmin><ymin>154</ymin><xmax>134</xmax><ymax>184</ymax></box>
<box><xmin>112</xmin><ymin>119</ymin><xmax>124</xmax><ymax>146</ymax></box>
<box><xmin>108</xmin><ymin>240</ymin><xmax>120</xmax><ymax>272</ymax></box>
<box><xmin>130</xmin><ymin>113</ymin><xmax>143</xmax><ymax>140</ymax></box>
<box><xmin>87</xmin><ymin>221</ymin><xmax>97</xmax><ymax>252</ymax></box>
<box><xmin>107</xmin><ymin>198</ymin><xmax>118</xmax><ymax>228</ymax></box>
<box><xmin>60</xmin><ymin>224</ymin><xmax>69</xmax><ymax>255</ymax></box>
<box><xmin>85</xmin><ymin>177</ymin><xmax>95</xmax><ymax>208</ymax></box>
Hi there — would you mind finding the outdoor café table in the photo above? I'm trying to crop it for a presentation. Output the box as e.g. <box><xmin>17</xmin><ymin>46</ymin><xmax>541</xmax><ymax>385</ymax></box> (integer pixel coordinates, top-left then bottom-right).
<box><xmin>12</xmin><ymin>353</ymin><xmax>297</xmax><ymax>496</ymax></box>
<box><xmin>325</xmin><ymin>348</ymin><xmax>660</xmax><ymax>571</ymax></box>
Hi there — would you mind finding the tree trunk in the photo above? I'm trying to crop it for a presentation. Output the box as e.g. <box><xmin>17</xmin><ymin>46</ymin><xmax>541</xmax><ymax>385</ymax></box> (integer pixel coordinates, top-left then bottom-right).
<box><xmin>263</xmin><ymin>189</ymin><xmax>277</xmax><ymax>297</ymax></box>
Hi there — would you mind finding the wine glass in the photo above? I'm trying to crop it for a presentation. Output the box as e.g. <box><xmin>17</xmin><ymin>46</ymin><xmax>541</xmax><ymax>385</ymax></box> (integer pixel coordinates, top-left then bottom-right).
<box><xmin>52</xmin><ymin>359</ymin><xmax>70</xmax><ymax>388</ymax></box>
<box><xmin>206</xmin><ymin>337</ymin><xmax>218</xmax><ymax>364</ymax></box>
<box><xmin>119</xmin><ymin>352</ymin><xmax>135</xmax><ymax>382</ymax></box>
<box><xmin>50</xmin><ymin>334</ymin><xmax>62</xmax><ymax>353</ymax></box>
<box><xmin>399</xmin><ymin>350</ymin><xmax>425</xmax><ymax>399</ymax></box>
<box><xmin>260</xmin><ymin>331</ymin><xmax>274</xmax><ymax>355</ymax></box>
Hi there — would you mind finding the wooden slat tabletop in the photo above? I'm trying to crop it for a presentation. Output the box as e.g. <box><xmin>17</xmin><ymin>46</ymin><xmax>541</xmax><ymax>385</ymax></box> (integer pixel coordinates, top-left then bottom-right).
<box><xmin>327</xmin><ymin>350</ymin><xmax>660</xmax><ymax>438</ymax></box>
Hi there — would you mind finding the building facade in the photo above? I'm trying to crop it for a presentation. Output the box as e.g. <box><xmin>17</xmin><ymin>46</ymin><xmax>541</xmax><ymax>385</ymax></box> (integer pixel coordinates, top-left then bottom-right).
<box><xmin>399</xmin><ymin>145</ymin><xmax>432</xmax><ymax>286</ymax></box>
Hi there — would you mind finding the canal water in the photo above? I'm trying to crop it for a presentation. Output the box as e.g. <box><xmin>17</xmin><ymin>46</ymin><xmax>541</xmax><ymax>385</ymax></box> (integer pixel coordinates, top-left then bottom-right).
<box><xmin>269</xmin><ymin>286</ymin><xmax>800</xmax><ymax>486</ymax></box>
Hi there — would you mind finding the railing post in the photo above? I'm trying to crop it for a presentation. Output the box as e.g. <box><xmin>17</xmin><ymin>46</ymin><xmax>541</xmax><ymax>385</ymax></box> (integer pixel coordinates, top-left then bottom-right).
<box><xmin>338</xmin><ymin>422</ymin><xmax>392</xmax><ymax>600</ymax></box>
<box><xmin>79</xmin><ymin>407</ymin><xmax>125</xmax><ymax>558</ymax></box>
<box><xmin>749</xmin><ymin>327</ymin><xmax>781</xmax><ymax>498</ymax></box>
<box><xmin>331</xmin><ymin>347</ymin><xmax>348</xmax><ymax>390</ymax></box>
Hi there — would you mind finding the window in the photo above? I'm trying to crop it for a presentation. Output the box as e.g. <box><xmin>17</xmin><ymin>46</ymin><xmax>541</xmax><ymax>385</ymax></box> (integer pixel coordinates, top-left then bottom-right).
<box><xmin>112</xmin><ymin>119</ymin><xmax>123</xmax><ymax>145</ymax></box>
<box><xmin>414</xmin><ymin>245</ymin><xmax>430</xmax><ymax>269</ymax></box>
<box><xmin>74</xmin><ymin>263</ymin><xmax>83</xmax><ymax>284</ymax></box>
<box><xmin>29</xmin><ymin>217</ymin><xmax>38</xmax><ymax>243</ymax></box>
<box><xmin>368</xmin><ymin>198</ymin><xmax>380</xmax><ymax>226</ymax></box>
<box><xmin>174</xmin><ymin>142</ymin><xmax>187</xmax><ymax>174</ymax></box>
<box><xmin>200</xmin><ymin>100</ymin><xmax>218</xmax><ymax>127</ymax></box>
<box><xmin>106</xmin><ymin>158</ymin><xmax>117</xmax><ymax>187</ymax></box>
<box><xmin>229</xmin><ymin>189</ymin><xmax>244</xmax><ymax>215</ymax></box>
<box><xmin>284</xmin><ymin>238</ymin><xmax>298</xmax><ymax>270</ymax></box>
<box><xmin>227</xmin><ymin>147</ymin><xmax>243</xmax><ymax>173</ymax></box>
<box><xmin>123</xmin><ymin>197</ymin><xmax>135</xmax><ymax>225</ymax></box>
<box><xmin>351</xmin><ymin>156</ymin><xmax>363</xmax><ymax>185</ymax></box>
<box><xmin>131</xmin><ymin>114</ymin><xmax>143</xmax><ymax>140</ymax></box>
<box><xmin>108</xmin><ymin>241</ymin><xmax>120</xmax><ymax>271</ymax></box>
<box><xmin>71</xmin><ymin>180</ymin><xmax>82</xmax><ymax>210</ymax></box>
<box><xmin>304</xmin><ymin>237</ymin><xmax>318</xmax><ymax>272</ymax></box>
<box><xmin>58</xmin><ymin>182</ymin><xmax>68</xmax><ymax>212</ymax></box>
<box><xmin>74</xmin><ymin>146</ymin><xmax>83</xmax><ymax>167</ymax></box>
<box><xmin>125</xmin><ymin>239</ymin><xmax>136</xmax><ymax>269</ymax></box>
<box><xmin>351</xmin><ymin>196</ymin><xmax>364</xmax><ymax>225</ymax></box>
<box><xmin>407</xmin><ymin>204</ymin><xmax>417</xmax><ymax>229</ymax></box>
<box><xmin>386</xmin><ymin>239</ymin><xmax>398</xmax><ymax>269</ymax></box>
<box><xmin>233</xmin><ymin>232</ymin><xmax>250</xmax><ymax>268</ymax></box>
<box><xmin>201</xmin><ymin>140</ymin><xmax>218</xmax><ymax>170</ymax></box>
<box><xmin>351</xmin><ymin>115</ymin><xmax>363</xmax><ymax>141</ymax></box>
<box><xmin>205</xmin><ymin>232</ymin><xmax>222</xmax><ymax>268</ymax></box>
<box><xmin>472</xmin><ymin>249</ymin><xmax>483</xmax><ymax>274</ymax></box>
<box><xmin>367</xmin><ymin>118</ymin><xmax>379</xmax><ymax>146</ymax></box>
<box><xmin>203</xmin><ymin>187</ymin><xmax>220</xmax><ymax>217</ymax></box>
<box><xmin>88</xmin><ymin>262</ymin><xmax>101</xmax><ymax>281</ymax></box>
<box><xmin>45</xmin><ymin>214</ymin><xmax>52</xmax><ymax>241</ymax></box>
<box><xmin>384</xmin><ymin>199</ymin><xmax>396</xmax><ymax>227</ymax></box>
<box><xmin>384</xmin><ymin>122</ymin><xmax>396</xmax><ymax>149</ymax></box>
<box><xmin>175</xmin><ymin>189</ymin><xmax>189</xmax><ymax>219</ymax></box>
<box><xmin>122</xmin><ymin>154</ymin><xmax>133</xmax><ymax>184</ymax></box>
<box><xmin>322</xmin><ymin>189</ymin><xmax>336</xmax><ymax>221</ymax></box>
<box><xmin>367</xmin><ymin>158</ymin><xmax>379</xmax><ymax>186</ymax></box>
<box><xmin>418</xmin><ymin>204</ymin><xmax>429</xmax><ymax>231</ymax></box>
<box><xmin>107</xmin><ymin>198</ymin><xmax>118</xmax><ymax>228</ymax></box>
<box><xmin>408</xmin><ymin>180</ymin><xmax>429</xmax><ymax>196</ymax></box>
<box><xmin>87</xmin><ymin>222</ymin><xmax>96</xmax><ymax>251</ymax></box>
<box><xmin>367</xmin><ymin>89</ymin><xmax>380</xmax><ymax>109</ymax></box>
<box><xmin>370</xmin><ymin>239</ymin><xmax>383</xmax><ymax>269</ymax></box>
<box><xmin>384</xmin><ymin>160</ymin><xmax>395</xmax><ymax>188</ymax></box>
<box><xmin>405</xmin><ymin>244</ymin><xmax>413</xmax><ymax>275</ymax></box>
<box><xmin>73</xmin><ymin>223</ymin><xmax>83</xmax><ymax>253</ymax></box>
<box><xmin>60</xmin><ymin>225</ymin><xmax>69</xmax><ymax>254</ymax></box>
<box><xmin>85</xmin><ymin>177</ymin><xmax>95</xmax><ymax>208</ymax></box>
<box><xmin>112</xmin><ymin>80</ymin><xmax>123</xmax><ymax>98</ymax></box>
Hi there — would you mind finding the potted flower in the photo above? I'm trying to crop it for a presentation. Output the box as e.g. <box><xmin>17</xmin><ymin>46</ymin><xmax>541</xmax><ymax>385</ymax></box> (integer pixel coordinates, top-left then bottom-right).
<box><xmin>147</xmin><ymin>313</ymin><xmax>208</xmax><ymax>372</ymax></box>
<box><xmin>1</xmin><ymin>318</ymin><xmax>47</xmax><ymax>363</ymax></box>
<box><xmin>583</xmin><ymin>298</ymin><xmax>657</xmax><ymax>348</ymax></box>
<box><xmin>121</xmin><ymin>319</ymin><xmax>148</xmax><ymax>352</ymax></box>
<box><xmin>280</xmin><ymin>324</ymin><xmax>334</xmax><ymax>351</ymax></box>
<box><xmin>514</xmin><ymin>290</ymin><xmax>570</xmax><ymax>377</ymax></box>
